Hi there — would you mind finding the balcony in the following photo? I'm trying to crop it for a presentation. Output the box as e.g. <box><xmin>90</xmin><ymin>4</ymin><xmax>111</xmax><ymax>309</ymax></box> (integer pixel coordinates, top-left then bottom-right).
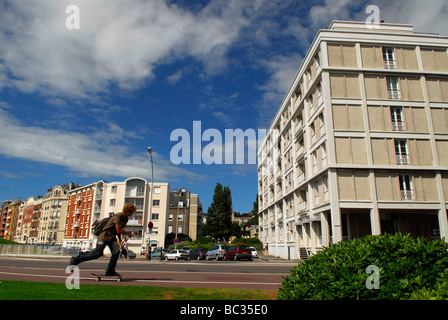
<box><xmin>127</xmin><ymin>219</ymin><xmax>143</xmax><ymax>226</ymax></box>
<box><xmin>400</xmin><ymin>190</ymin><xmax>414</xmax><ymax>201</ymax></box>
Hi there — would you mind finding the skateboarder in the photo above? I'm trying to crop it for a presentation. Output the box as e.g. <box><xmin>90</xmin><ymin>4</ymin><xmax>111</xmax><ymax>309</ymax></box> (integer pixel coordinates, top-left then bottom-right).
<box><xmin>69</xmin><ymin>203</ymin><xmax>137</xmax><ymax>277</ymax></box>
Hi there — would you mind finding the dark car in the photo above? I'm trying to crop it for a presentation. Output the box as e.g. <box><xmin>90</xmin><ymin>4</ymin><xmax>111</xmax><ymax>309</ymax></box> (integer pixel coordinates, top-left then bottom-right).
<box><xmin>127</xmin><ymin>249</ymin><xmax>136</xmax><ymax>259</ymax></box>
<box><xmin>187</xmin><ymin>247</ymin><xmax>208</xmax><ymax>260</ymax></box>
<box><xmin>224</xmin><ymin>245</ymin><xmax>252</xmax><ymax>261</ymax></box>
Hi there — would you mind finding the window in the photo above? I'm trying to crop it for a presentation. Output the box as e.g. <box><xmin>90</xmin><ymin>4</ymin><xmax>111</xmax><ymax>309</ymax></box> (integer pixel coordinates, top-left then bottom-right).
<box><xmin>323</xmin><ymin>176</ymin><xmax>329</xmax><ymax>202</ymax></box>
<box><xmin>137</xmin><ymin>186</ymin><xmax>145</xmax><ymax>197</ymax></box>
<box><xmin>314</xmin><ymin>181</ymin><xmax>320</xmax><ymax>205</ymax></box>
<box><xmin>153</xmin><ymin>199</ymin><xmax>160</xmax><ymax>207</ymax></box>
<box><xmin>391</xmin><ymin>107</ymin><xmax>405</xmax><ymax>131</ymax></box>
<box><xmin>110</xmin><ymin>199</ymin><xmax>116</xmax><ymax>207</ymax></box>
<box><xmin>383</xmin><ymin>48</ymin><xmax>396</xmax><ymax>69</ymax></box>
<box><xmin>152</xmin><ymin>213</ymin><xmax>159</xmax><ymax>220</ymax></box>
<box><xmin>322</xmin><ymin>143</ymin><xmax>327</xmax><ymax>166</ymax></box>
<box><xmin>310</xmin><ymin>123</ymin><xmax>316</xmax><ymax>142</ymax></box>
<box><xmin>111</xmin><ymin>186</ymin><xmax>117</xmax><ymax>193</ymax></box>
<box><xmin>154</xmin><ymin>187</ymin><xmax>161</xmax><ymax>194</ymax></box>
<box><xmin>178</xmin><ymin>214</ymin><xmax>184</xmax><ymax>221</ymax></box>
<box><xmin>387</xmin><ymin>77</ymin><xmax>400</xmax><ymax>99</ymax></box>
<box><xmin>168</xmin><ymin>214</ymin><xmax>173</xmax><ymax>221</ymax></box>
<box><xmin>399</xmin><ymin>175</ymin><xmax>413</xmax><ymax>200</ymax></box>
<box><xmin>395</xmin><ymin>139</ymin><xmax>409</xmax><ymax>165</ymax></box>
<box><xmin>319</xmin><ymin>113</ymin><xmax>325</xmax><ymax>135</ymax></box>
<box><xmin>312</xmin><ymin>151</ymin><xmax>318</xmax><ymax>174</ymax></box>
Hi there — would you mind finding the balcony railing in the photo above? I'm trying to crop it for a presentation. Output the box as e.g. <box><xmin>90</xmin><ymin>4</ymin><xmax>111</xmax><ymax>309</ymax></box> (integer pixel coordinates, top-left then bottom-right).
<box><xmin>396</xmin><ymin>155</ymin><xmax>410</xmax><ymax>165</ymax></box>
<box><xmin>400</xmin><ymin>190</ymin><xmax>414</xmax><ymax>201</ymax></box>
<box><xmin>388</xmin><ymin>89</ymin><xmax>400</xmax><ymax>100</ymax></box>
<box><xmin>384</xmin><ymin>60</ymin><xmax>397</xmax><ymax>69</ymax></box>
<box><xmin>392</xmin><ymin>121</ymin><xmax>405</xmax><ymax>131</ymax></box>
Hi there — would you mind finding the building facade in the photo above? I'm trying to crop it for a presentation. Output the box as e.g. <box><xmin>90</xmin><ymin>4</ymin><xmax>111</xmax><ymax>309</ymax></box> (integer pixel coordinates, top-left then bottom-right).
<box><xmin>37</xmin><ymin>185</ymin><xmax>70</xmax><ymax>245</ymax></box>
<box><xmin>64</xmin><ymin>181</ymin><xmax>100</xmax><ymax>250</ymax></box>
<box><xmin>258</xmin><ymin>21</ymin><xmax>448</xmax><ymax>259</ymax></box>
<box><xmin>100</xmin><ymin>178</ymin><xmax>170</xmax><ymax>252</ymax></box>
<box><xmin>2</xmin><ymin>200</ymin><xmax>22</xmax><ymax>241</ymax></box>
<box><xmin>63</xmin><ymin>178</ymin><xmax>170</xmax><ymax>253</ymax></box>
<box><xmin>14</xmin><ymin>196</ymin><xmax>43</xmax><ymax>243</ymax></box>
<box><xmin>168</xmin><ymin>189</ymin><xmax>203</xmax><ymax>242</ymax></box>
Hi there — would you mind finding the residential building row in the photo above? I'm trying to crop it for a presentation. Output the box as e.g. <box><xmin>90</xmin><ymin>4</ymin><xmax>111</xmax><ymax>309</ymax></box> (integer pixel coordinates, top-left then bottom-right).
<box><xmin>257</xmin><ymin>20</ymin><xmax>448</xmax><ymax>259</ymax></box>
<box><xmin>0</xmin><ymin>178</ymin><xmax>203</xmax><ymax>253</ymax></box>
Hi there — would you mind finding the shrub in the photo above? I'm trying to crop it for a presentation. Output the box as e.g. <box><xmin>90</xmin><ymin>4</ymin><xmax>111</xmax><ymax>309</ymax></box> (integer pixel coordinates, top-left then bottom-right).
<box><xmin>278</xmin><ymin>233</ymin><xmax>448</xmax><ymax>300</ymax></box>
<box><xmin>409</xmin><ymin>268</ymin><xmax>448</xmax><ymax>300</ymax></box>
<box><xmin>230</xmin><ymin>237</ymin><xmax>263</xmax><ymax>251</ymax></box>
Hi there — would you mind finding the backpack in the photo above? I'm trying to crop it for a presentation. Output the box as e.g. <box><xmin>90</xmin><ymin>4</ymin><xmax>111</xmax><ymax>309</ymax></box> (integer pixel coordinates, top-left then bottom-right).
<box><xmin>92</xmin><ymin>217</ymin><xmax>111</xmax><ymax>236</ymax></box>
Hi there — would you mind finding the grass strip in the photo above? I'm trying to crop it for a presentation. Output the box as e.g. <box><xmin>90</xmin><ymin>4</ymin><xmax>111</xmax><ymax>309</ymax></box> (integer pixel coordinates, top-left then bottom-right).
<box><xmin>0</xmin><ymin>280</ymin><xmax>278</xmax><ymax>300</ymax></box>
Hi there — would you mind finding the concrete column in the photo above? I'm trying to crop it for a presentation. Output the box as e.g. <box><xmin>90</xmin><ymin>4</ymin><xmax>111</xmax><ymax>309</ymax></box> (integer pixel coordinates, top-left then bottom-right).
<box><xmin>370</xmin><ymin>207</ymin><xmax>381</xmax><ymax>235</ymax></box>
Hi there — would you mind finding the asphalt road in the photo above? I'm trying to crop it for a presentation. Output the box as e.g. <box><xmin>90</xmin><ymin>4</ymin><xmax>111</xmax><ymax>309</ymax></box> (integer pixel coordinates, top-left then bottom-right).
<box><xmin>0</xmin><ymin>256</ymin><xmax>297</xmax><ymax>290</ymax></box>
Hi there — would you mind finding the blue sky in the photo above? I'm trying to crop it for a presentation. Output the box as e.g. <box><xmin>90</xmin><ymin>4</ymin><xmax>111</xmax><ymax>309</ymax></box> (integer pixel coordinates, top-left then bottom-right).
<box><xmin>0</xmin><ymin>0</ymin><xmax>447</xmax><ymax>213</ymax></box>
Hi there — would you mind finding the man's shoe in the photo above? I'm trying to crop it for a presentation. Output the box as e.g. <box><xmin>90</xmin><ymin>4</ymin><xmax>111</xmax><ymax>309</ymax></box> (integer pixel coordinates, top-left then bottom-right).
<box><xmin>105</xmin><ymin>272</ymin><xmax>121</xmax><ymax>277</ymax></box>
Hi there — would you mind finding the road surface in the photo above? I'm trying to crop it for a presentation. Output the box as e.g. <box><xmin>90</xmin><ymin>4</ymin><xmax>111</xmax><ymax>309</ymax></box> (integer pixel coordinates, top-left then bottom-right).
<box><xmin>0</xmin><ymin>256</ymin><xmax>297</xmax><ymax>290</ymax></box>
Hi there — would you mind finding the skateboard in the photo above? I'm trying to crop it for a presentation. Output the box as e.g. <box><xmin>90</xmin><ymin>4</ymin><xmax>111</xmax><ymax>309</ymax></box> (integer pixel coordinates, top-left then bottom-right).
<box><xmin>90</xmin><ymin>273</ymin><xmax>123</xmax><ymax>282</ymax></box>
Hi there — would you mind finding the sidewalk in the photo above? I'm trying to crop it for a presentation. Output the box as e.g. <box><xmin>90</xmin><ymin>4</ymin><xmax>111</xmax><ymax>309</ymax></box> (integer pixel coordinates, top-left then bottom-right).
<box><xmin>257</xmin><ymin>251</ymin><xmax>300</xmax><ymax>263</ymax></box>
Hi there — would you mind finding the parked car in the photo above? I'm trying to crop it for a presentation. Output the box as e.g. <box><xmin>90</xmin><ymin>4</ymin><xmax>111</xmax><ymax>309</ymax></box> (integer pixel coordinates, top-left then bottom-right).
<box><xmin>224</xmin><ymin>245</ymin><xmax>253</xmax><ymax>261</ymax></box>
<box><xmin>150</xmin><ymin>248</ymin><xmax>170</xmax><ymax>260</ymax></box>
<box><xmin>181</xmin><ymin>246</ymin><xmax>192</xmax><ymax>253</ymax></box>
<box><xmin>249</xmin><ymin>247</ymin><xmax>259</xmax><ymax>258</ymax></box>
<box><xmin>139</xmin><ymin>246</ymin><xmax>146</xmax><ymax>256</ymax></box>
<box><xmin>187</xmin><ymin>247</ymin><xmax>208</xmax><ymax>260</ymax></box>
<box><xmin>165</xmin><ymin>249</ymin><xmax>189</xmax><ymax>261</ymax></box>
<box><xmin>127</xmin><ymin>249</ymin><xmax>136</xmax><ymax>259</ymax></box>
<box><xmin>206</xmin><ymin>244</ymin><xmax>227</xmax><ymax>260</ymax></box>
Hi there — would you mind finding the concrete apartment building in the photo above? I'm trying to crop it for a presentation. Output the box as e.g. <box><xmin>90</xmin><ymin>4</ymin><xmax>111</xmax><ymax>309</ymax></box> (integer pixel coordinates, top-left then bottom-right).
<box><xmin>168</xmin><ymin>189</ymin><xmax>203</xmax><ymax>242</ymax></box>
<box><xmin>100</xmin><ymin>178</ymin><xmax>170</xmax><ymax>252</ymax></box>
<box><xmin>63</xmin><ymin>178</ymin><xmax>170</xmax><ymax>253</ymax></box>
<box><xmin>257</xmin><ymin>20</ymin><xmax>448</xmax><ymax>260</ymax></box>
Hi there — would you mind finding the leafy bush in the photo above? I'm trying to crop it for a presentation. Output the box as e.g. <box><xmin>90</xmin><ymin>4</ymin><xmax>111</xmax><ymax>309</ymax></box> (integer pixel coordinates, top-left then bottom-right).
<box><xmin>278</xmin><ymin>233</ymin><xmax>448</xmax><ymax>300</ymax></box>
<box><xmin>231</xmin><ymin>237</ymin><xmax>263</xmax><ymax>250</ymax></box>
<box><xmin>410</xmin><ymin>269</ymin><xmax>448</xmax><ymax>300</ymax></box>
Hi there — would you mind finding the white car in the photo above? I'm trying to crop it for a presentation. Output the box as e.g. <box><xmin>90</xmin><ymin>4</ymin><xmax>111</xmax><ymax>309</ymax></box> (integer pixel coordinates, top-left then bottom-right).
<box><xmin>249</xmin><ymin>247</ymin><xmax>259</xmax><ymax>258</ymax></box>
<box><xmin>164</xmin><ymin>249</ymin><xmax>189</xmax><ymax>261</ymax></box>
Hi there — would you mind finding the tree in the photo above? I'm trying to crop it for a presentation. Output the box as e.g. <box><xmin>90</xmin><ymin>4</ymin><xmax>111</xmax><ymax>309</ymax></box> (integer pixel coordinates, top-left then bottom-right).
<box><xmin>204</xmin><ymin>183</ymin><xmax>233</xmax><ymax>242</ymax></box>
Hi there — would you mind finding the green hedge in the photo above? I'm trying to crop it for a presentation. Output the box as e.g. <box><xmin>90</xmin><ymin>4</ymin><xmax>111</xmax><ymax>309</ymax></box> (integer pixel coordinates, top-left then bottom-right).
<box><xmin>278</xmin><ymin>233</ymin><xmax>448</xmax><ymax>300</ymax></box>
<box><xmin>230</xmin><ymin>237</ymin><xmax>263</xmax><ymax>251</ymax></box>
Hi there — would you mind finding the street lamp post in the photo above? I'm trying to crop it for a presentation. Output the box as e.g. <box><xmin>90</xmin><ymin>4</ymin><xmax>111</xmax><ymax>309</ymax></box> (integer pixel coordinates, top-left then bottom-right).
<box><xmin>146</xmin><ymin>147</ymin><xmax>154</xmax><ymax>260</ymax></box>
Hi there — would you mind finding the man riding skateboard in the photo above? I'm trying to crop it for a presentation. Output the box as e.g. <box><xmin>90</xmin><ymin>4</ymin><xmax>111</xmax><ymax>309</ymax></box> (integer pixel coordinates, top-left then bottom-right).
<box><xmin>69</xmin><ymin>203</ymin><xmax>136</xmax><ymax>277</ymax></box>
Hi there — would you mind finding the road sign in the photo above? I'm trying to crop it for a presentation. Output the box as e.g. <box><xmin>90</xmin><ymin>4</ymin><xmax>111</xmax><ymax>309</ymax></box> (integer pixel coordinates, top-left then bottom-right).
<box><xmin>148</xmin><ymin>222</ymin><xmax>154</xmax><ymax>229</ymax></box>
<box><xmin>174</xmin><ymin>238</ymin><xmax>179</xmax><ymax>244</ymax></box>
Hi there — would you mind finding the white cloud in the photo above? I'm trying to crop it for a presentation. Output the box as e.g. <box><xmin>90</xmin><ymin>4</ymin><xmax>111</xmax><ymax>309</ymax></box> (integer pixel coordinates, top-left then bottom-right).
<box><xmin>0</xmin><ymin>0</ymin><xmax>264</xmax><ymax>100</ymax></box>
<box><xmin>167</xmin><ymin>70</ymin><xmax>183</xmax><ymax>84</ymax></box>
<box><xmin>0</xmin><ymin>106</ymin><xmax>204</xmax><ymax>183</ymax></box>
<box><xmin>255</xmin><ymin>53</ymin><xmax>303</xmax><ymax>128</ymax></box>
